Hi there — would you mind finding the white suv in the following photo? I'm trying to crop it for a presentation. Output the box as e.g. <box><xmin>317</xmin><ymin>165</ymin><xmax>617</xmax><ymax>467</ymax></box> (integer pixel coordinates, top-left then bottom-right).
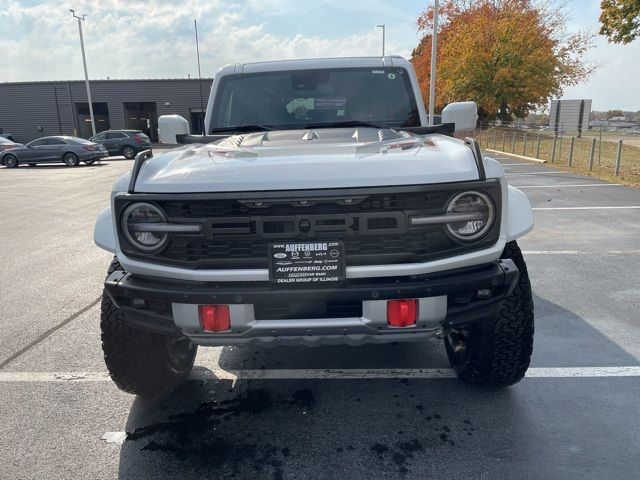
<box><xmin>95</xmin><ymin>56</ymin><xmax>534</xmax><ymax>396</ymax></box>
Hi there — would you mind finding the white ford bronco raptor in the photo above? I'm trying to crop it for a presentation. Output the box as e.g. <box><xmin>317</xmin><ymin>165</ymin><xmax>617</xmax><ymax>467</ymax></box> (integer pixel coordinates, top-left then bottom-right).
<box><xmin>95</xmin><ymin>56</ymin><xmax>534</xmax><ymax>396</ymax></box>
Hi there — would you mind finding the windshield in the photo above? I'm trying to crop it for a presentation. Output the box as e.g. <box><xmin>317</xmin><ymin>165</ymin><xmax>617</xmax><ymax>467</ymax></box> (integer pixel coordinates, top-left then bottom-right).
<box><xmin>210</xmin><ymin>67</ymin><xmax>420</xmax><ymax>132</ymax></box>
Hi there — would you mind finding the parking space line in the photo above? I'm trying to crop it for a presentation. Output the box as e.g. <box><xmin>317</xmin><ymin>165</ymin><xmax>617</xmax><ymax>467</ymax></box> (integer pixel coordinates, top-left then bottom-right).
<box><xmin>2</xmin><ymin>366</ymin><xmax>640</xmax><ymax>383</ymax></box>
<box><xmin>533</xmin><ymin>206</ymin><xmax>640</xmax><ymax>211</ymax></box>
<box><xmin>507</xmin><ymin>171</ymin><xmax>569</xmax><ymax>175</ymax></box>
<box><xmin>517</xmin><ymin>184</ymin><xmax>622</xmax><ymax>188</ymax></box>
<box><xmin>0</xmin><ymin>296</ymin><xmax>102</xmax><ymax>369</ymax></box>
<box><xmin>523</xmin><ymin>250</ymin><xmax>640</xmax><ymax>255</ymax></box>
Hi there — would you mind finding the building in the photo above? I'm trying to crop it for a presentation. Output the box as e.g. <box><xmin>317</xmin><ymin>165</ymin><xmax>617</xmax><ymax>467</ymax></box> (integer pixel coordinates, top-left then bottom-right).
<box><xmin>0</xmin><ymin>78</ymin><xmax>213</xmax><ymax>143</ymax></box>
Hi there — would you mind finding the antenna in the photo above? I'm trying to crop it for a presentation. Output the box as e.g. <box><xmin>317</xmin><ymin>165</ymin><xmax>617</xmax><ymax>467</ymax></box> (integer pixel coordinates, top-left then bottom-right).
<box><xmin>195</xmin><ymin>19</ymin><xmax>205</xmax><ymax>135</ymax></box>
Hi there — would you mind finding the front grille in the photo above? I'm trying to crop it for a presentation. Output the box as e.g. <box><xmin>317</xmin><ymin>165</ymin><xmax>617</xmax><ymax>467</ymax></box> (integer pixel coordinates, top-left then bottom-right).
<box><xmin>254</xmin><ymin>301</ymin><xmax>363</xmax><ymax>320</ymax></box>
<box><xmin>116</xmin><ymin>181</ymin><xmax>502</xmax><ymax>269</ymax></box>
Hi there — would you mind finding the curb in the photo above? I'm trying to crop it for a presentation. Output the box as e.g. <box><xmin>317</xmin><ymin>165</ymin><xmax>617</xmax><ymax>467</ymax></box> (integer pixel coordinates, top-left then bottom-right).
<box><xmin>484</xmin><ymin>149</ymin><xmax>547</xmax><ymax>164</ymax></box>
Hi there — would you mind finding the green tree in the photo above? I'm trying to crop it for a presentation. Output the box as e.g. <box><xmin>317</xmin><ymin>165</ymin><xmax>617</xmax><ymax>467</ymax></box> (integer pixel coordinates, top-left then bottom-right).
<box><xmin>600</xmin><ymin>0</ymin><xmax>640</xmax><ymax>44</ymax></box>
<box><xmin>606</xmin><ymin>109</ymin><xmax>625</xmax><ymax>118</ymax></box>
<box><xmin>411</xmin><ymin>0</ymin><xmax>595</xmax><ymax>121</ymax></box>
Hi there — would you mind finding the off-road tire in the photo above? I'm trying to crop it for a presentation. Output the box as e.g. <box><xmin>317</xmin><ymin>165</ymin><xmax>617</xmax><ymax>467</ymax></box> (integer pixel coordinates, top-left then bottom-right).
<box><xmin>3</xmin><ymin>154</ymin><xmax>18</xmax><ymax>168</ymax></box>
<box><xmin>101</xmin><ymin>258</ymin><xmax>197</xmax><ymax>396</ymax></box>
<box><xmin>122</xmin><ymin>146</ymin><xmax>136</xmax><ymax>159</ymax></box>
<box><xmin>445</xmin><ymin>241</ymin><xmax>534</xmax><ymax>387</ymax></box>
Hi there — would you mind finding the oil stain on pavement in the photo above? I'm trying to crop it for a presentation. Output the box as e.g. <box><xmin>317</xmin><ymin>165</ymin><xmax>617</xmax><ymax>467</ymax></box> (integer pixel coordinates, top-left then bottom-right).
<box><xmin>119</xmin><ymin>379</ymin><xmax>478</xmax><ymax>479</ymax></box>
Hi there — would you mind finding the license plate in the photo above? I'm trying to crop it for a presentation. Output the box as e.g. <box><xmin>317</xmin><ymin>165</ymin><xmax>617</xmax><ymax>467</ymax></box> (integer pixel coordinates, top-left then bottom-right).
<box><xmin>269</xmin><ymin>241</ymin><xmax>345</xmax><ymax>286</ymax></box>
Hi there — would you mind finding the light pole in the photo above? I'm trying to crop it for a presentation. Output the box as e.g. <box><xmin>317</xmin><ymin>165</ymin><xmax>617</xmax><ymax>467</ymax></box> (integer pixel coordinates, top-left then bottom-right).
<box><xmin>70</xmin><ymin>9</ymin><xmax>96</xmax><ymax>137</ymax></box>
<box><xmin>428</xmin><ymin>0</ymin><xmax>439</xmax><ymax>126</ymax></box>
<box><xmin>376</xmin><ymin>24</ymin><xmax>385</xmax><ymax>57</ymax></box>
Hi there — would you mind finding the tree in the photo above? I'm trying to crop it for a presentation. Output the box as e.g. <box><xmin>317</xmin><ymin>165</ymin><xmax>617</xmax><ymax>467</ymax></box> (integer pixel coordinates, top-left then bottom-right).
<box><xmin>600</xmin><ymin>0</ymin><xmax>640</xmax><ymax>44</ymax></box>
<box><xmin>605</xmin><ymin>109</ymin><xmax>625</xmax><ymax>118</ymax></box>
<box><xmin>411</xmin><ymin>0</ymin><xmax>595</xmax><ymax>121</ymax></box>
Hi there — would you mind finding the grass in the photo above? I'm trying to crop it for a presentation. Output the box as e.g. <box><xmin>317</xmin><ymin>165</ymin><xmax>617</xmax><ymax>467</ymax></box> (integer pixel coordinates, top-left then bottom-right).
<box><xmin>476</xmin><ymin>127</ymin><xmax>640</xmax><ymax>187</ymax></box>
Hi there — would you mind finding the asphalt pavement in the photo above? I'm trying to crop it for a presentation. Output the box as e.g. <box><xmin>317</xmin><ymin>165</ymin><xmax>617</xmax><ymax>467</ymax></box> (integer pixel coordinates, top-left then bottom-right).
<box><xmin>1</xmin><ymin>150</ymin><xmax>639</xmax><ymax>479</ymax></box>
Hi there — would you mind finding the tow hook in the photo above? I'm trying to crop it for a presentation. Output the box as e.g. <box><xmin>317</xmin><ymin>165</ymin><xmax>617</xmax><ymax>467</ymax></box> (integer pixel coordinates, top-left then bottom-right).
<box><xmin>435</xmin><ymin>326</ymin><xmax>448</xmax><ymax>339</ymax></box>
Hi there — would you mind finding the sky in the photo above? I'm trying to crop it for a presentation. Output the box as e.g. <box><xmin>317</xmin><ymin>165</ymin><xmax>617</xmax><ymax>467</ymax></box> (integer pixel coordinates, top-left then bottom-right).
<box><xmin>0</xmin><ymin>0</ymin><xmax>638</xmax><ymax>111</ymax></box>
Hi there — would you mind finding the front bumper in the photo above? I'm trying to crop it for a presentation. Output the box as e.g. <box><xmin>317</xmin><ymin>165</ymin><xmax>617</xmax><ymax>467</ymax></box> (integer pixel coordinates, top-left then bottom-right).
<box><xmin>105</xmin><ymin>259</ymin><xmax>519</xmax><ymax>346</ymax></box>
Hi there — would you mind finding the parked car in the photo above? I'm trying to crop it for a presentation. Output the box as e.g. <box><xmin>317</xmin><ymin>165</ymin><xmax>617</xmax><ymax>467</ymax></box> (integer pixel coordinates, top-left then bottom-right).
<box><xmin>89</xmin><ymin>130</ymin><xmax>151</xmax><ymax>159</ymax></box>
<box><xmin>0</xmin><ymin>136</ymin><xmax>21</xmax><ymax>151</ymax></box>
<box><xmin>0</xmin><ymin>136</ymin><xmax>23</xmax><ymax>165</ymax></box>
<box><xmin>0</xmin><ymin>128</ymin><xmax>15</xmax><ymax>142</ymax></box>
<box><xmin>0</xmin><ymin>136</ymin><xmax>108</xmax><ymax>167</ymax></box>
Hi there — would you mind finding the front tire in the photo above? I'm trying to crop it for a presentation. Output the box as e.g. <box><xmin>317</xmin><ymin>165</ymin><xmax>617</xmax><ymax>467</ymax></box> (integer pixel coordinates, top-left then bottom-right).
<box><xmin>101</xmin><ymin>259</ymin><xmax>197</xmax><ymax>396</ymax></box>
<box><xmin>122</xmin><ymin>146</ymin><xmax>136</xmax><ymax>159</ymax></box>
<box><xmin>444</xmin><ymin>241</ymin><xmax>534</xmax><ymax>387</ymax></box>
<box><xmin>63</xmin><ymin>152</ymin><xmax>79</xmax><ymax>166</ymax></box>
<box><xmin>3</xmin><ymin>154</ymin><xmax>18</xmax><ymax>168</ymax></box>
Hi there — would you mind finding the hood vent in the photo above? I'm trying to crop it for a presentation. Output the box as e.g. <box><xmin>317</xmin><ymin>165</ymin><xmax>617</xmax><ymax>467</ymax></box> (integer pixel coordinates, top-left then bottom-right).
<box><xmin>378</xmin><ymin>129</ymin><xmax>398</xmax><ymax>142</ymax></box>
<box><xmin>302</xmin><ymin>131</ymin><xmax>319</xmax><ymax>141</ymax></box>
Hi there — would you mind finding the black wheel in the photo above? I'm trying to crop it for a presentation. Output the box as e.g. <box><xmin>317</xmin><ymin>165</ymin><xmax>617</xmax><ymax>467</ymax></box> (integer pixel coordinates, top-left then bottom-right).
<box><xmin>84</xmin><ymin>158</ymin><xmax>96</xmax><ymax>165</ymax></box>
<box><xmin>63</xmin><ymin>152</ymin><xmax>80</xmax><ymax>166</ymax></box>
<box><xmin>444</xmin><ymin>241</ymin><xmax>534</xmax><ymax>387</ymax></box>
<box><xmin>3</xmin><ymin>154</ymin><xmax>18</xmax><ymax>168</ymax></box>
<box><xmin>101</xmin><ymin>259</ymin><xmax>197</xmax><ymax>396</ymax></box>
<box><xmin>122</xmin><ymin>146</ymin><xmax>136</xmax><ymax>159</ymax></box>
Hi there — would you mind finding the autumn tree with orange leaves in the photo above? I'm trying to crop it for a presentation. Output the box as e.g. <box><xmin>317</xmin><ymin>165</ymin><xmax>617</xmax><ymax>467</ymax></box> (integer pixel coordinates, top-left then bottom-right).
<box><xmin>411</xmin><ymin>0</ymin><xmax>595</xmax><ymax>121</ymax></box>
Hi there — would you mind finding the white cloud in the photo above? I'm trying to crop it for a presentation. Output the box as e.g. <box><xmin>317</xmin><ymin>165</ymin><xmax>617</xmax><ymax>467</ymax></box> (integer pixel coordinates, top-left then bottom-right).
<box><xmin>0</xmin><ymin>0</ymin><xmax>406</xmax><ymax>82</ymax></box>
<box><xmin>1</xmin><ymin>0</ymin><xmax>637</xmax><ymax>111</ymax></box>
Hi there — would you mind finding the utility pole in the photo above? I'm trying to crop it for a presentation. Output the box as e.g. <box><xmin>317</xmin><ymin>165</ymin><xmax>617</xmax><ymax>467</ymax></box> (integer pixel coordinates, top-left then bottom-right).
<box><xmin>376</xmin><ymin>24</ymin><xmax>385</xmax><ymax>57</ymax></box>
<box><xmin>70</xmin><ymin>9</ymin><xmax>96</xmax><ymax>136</ymax></box>
<box><xmin>428</xmin><ymin>0</ymin><xmax>439</xmax><ymax>126</ymax></box>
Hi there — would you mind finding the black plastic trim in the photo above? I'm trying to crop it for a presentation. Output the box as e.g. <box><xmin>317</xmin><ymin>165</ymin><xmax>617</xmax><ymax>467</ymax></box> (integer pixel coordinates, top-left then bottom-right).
<box><xmin>175</xmin><ymin>134</ymin><xmax>229</xmax><ymax>145</ymax></box>
<box><xmin>403</xmin><ymin>123</ymin><xmax>455</xmax><ymax>136</ymax></box>
<box><xmin>127</xmin><ymin>149</ymin><xmax>154</xmax><ymax>193</ymax></box>
<box><xmin>106</xmin><ymin>259</ymin><xmax>518</xmax><ymax>307</ymax></box>
<box><xmin>465</xmin><ymin>137</ymin><xmax>486</xmax><ymax>181</ymax></box>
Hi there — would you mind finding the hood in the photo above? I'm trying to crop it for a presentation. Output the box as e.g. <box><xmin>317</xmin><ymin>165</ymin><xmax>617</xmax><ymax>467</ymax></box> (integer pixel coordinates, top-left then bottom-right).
<box><xmin>134</xmin><ymin>128</ymin><xmax>482</xmax><ymax>193</ymax></box>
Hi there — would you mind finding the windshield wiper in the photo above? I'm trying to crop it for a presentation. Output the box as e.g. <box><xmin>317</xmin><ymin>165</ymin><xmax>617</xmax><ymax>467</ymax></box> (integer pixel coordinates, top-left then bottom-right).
<box><xmin>302</xmin><ymin>120</ymin><xmax>388</xmax><ymax>130</ymax></box>
<box><xmin>210</xmin><ymin>125</ymin><xmax>274</xmax><ymax>133</ymax></box>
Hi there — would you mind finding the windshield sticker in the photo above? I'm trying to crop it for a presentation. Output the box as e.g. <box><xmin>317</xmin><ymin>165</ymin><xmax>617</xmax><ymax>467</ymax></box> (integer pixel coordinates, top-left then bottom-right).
<box><xmin>387</xmin><ymin>73</ymin><xmax>396</xmax><ymax>80</ymax></box>
<box><xmin>315</xmin><ymin>98</ymin><xmax>347</xmax><ymax>109</ymax></box>
<box><xmin>371</xmin><ymin>69</ymin><xmax>385</xmax><ymax>74</ymax></box>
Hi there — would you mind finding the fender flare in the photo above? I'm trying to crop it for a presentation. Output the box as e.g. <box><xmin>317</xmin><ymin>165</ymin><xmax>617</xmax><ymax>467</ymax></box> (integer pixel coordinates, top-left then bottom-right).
<box><xmin>94</xmin><ymin>206</ymin><xmax>116</xmax><ymax>253</ymax></box>
<box><xmin>506</xmin><ymin>185</ymin><xmax>533</xmax><ymax>241</ymax></box>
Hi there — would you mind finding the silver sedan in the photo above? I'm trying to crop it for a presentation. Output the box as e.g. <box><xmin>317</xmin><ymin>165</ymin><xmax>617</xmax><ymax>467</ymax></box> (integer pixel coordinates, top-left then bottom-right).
<box><xmin>0</xmin><ymin>136</ymin><xmax>108</xmax><ymax>168</ymax></box>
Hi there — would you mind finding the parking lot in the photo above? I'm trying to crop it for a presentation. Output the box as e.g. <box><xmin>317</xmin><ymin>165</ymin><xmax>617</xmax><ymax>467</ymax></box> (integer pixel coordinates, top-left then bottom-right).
<box><xmin>1</xmin><ymin>150</ymin><xmax>639</xmax><ymax>479</ymax></box>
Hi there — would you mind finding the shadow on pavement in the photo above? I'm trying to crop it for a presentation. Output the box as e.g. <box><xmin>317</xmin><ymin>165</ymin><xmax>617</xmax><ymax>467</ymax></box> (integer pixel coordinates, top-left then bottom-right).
<box><xmin>116</xmin><ymin>294</ymin><xmax>639</xmax><ymax>479</ymax></box>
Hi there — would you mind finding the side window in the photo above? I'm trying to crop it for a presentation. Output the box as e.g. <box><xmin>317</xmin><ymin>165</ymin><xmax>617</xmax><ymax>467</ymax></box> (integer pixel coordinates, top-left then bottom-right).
<box><xmin>106</xmin><ymin>132</ymin><xmax>126</xmax><ymax>139</ymax></box>
<box><xmin>93</xmin><ymin>133</ymin><xmax>106</xmax><ymax>141</ymax></box>
<box><xmin>45</xmin><ymin>138</ymin><xmax>67</xmax><ymax>145</ymax></box>
<box><xmin>29</xmin><ymin>139</ymin><xmax>47</xmax><ymax>147</ymax></box>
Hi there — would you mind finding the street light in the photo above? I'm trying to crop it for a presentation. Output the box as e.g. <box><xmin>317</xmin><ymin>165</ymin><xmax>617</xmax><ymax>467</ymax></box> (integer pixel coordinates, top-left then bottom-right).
<box><xmin>70</xmin><ymin>9</ymin><xmax>96</xmax><ymax>137</ymax></box>
<box><xmin>376</xmin><ymin>24</ymin><xmax>385</xmax><ymax>57</ymax></box>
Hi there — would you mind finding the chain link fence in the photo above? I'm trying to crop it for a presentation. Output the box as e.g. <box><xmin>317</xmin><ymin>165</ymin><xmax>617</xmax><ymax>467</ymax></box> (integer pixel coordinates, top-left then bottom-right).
<box><xmin>470</xmin><ymin>123</ymin><xmax>640</xmax><ymax>183</ymax></box>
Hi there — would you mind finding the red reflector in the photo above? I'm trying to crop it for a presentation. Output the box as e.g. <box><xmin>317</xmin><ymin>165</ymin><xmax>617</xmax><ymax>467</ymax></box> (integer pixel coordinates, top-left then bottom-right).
<box><xmin>199</xmin><ymin>305</ymin><xmax>230</xmax><ymax>332</ymax></box>
<box><xmin>387</xmin><ymin>299</ymin><xmax>418</xmax><ymax>327</ymax></box>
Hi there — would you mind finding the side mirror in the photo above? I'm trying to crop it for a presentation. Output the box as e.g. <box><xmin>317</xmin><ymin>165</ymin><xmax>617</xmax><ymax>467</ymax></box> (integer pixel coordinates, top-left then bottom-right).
<box><xmin>158</xmin><ymin>115</ymin><xmax>190</xmax><ymax>144</ymax></box>
<box><xmin>442</xmin><ymin>101</ymin><xmax>478</xmax><ymax>132</ymax></box>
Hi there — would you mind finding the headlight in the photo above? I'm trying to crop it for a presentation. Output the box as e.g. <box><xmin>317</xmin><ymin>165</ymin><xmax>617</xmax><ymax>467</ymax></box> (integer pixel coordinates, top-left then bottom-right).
<box><xmin>121</xmin><ymin>202</ymin><xmax>168</xmax><ymax>252</ymax></box>
<box><xmin>445</xmin><ymin>191</ymin><xmax>495</xmax><ymax>241</ymax></box>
